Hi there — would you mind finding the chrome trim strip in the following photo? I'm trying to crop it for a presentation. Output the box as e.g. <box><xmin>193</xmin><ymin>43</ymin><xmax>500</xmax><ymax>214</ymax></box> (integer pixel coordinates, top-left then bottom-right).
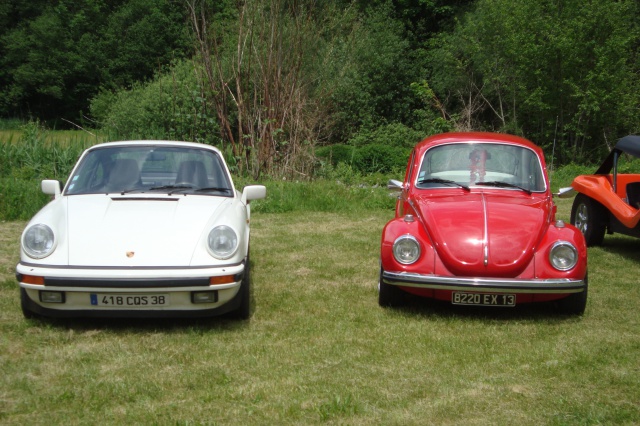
<box><xmin>481</xmin><ymin>192</ymin><xmax>489</xmax><ymax>266</ymax></box>
<box><xmin>382</xmin><ymin>270</ymin><xmax>585</xmax><ymax>294</ymax></box>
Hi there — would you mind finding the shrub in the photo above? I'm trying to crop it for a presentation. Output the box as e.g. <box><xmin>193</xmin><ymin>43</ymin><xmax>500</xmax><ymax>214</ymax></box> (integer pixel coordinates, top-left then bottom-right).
<box><xmin>90</xmin><ymin>60</ymin><xmax>221</xmax><ymax>146</ymax></box>
<box><xmin>348</xmin><ymin>122</ymin><xmax>424</xmax><ymax>148</ymax></box>
<box><xmin>315</xmin><ymin>144</ymin><xmax>357</xmax><ymax>167</ymax></box>
<box><xmin>352</xmin><ymin>144</ymin><xmax>409</xmax><ymax>174</ymax></box>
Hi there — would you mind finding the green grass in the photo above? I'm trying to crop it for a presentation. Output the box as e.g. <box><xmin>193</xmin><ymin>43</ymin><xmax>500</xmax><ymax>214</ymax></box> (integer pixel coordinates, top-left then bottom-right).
<box><xmin>1</xmin><ymin>199</ymin><xmax>639</xmax><ymax>424</ymax></box>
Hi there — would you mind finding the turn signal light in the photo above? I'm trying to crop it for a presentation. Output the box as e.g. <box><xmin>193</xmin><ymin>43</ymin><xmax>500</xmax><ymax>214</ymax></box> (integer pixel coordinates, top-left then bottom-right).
<box><xmin>22</xmin><ymin>275</ymin><xmax>45</xmax><ymax>285</ymax></box>
<box><xmin>209</xmin><ymin>275</ymin><xmax>235</xmax><ymax>285</ymax></box>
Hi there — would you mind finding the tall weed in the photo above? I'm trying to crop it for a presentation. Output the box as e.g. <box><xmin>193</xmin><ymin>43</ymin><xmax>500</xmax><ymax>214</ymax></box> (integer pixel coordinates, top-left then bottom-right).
<box><xmin>0</xmin><ymin>178</ymin><xmax>50</xmax><ymax>220</ymax></box>
<box><xmin>0</xmin><ymin>120</ymin><xmax>89</xmax><ymax>180</ymax></box>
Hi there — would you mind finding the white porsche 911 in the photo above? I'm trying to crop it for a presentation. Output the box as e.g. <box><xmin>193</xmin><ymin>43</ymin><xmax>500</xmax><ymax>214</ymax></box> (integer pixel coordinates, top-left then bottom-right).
<box><xmin>16</xmin><ymin>141</ymin><xmax>265</xmax><ymax>319</ymax></box>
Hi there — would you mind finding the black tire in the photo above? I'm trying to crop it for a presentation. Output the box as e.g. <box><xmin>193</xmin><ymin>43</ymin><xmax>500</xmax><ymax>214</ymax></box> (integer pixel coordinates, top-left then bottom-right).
<box><xmin>378</xmin><ymin>268</ymin><xmax>405</xmax><ymax>307</ymax></box>
<box><xmin>20</xmin><ymin>288</ymin><xmax>36</xmax><ymax>319</ymax></box>
<box><xmin>557</xmin><ymin>273</ymin><xmax>588</xmax><ymax>315</ymax></box>
<box><xmin>230</xmin><ymin>255</ymin><xmax>251</xmax><ymax>320</ymax></box>
<box><xmin>570</xmin><ymin>194</ymin><xmax>606</xmax><ymax>246</ymax></box>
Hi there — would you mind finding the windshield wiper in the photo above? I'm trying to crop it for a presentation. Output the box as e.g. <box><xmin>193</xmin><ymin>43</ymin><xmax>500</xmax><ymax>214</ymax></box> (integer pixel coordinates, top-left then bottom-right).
<box><xmin>418</xmin><ymin>178</ymin><xmax>470</xmax><ymax>191</ymax></box>
<box><xmin>149</xmin><ymin>184</ymin><xmax>193</xmax><ymax>191</ymax></box>
<box><xmin>475</xmin><ymin>181</ymin><xmax>532</xmax><ymax>195</ymax></box>
<box><xmin>148</xmin><ymin>184</ymin><xmax>194</xmax><ymax>195</ymax></box>
<box><xmin>195</xmin><ymin>187</ymin><xmax>231</xmax><ymax>193</ymax></box>
<box><xmin>107</xmin><ymin>188</ymin><xmax>143</xmax><ymax>195</ymax></box>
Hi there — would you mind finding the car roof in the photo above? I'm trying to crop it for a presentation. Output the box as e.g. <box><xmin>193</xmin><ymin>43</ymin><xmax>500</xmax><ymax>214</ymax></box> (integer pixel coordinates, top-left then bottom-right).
<box><xmin>594</xmin><ymin>135</ymin><xmax>640</xmax><ymax>174</ymax></box>
<box><xmin>85</xmin><ymin>140</ymin><xmax>224</xmax><ymax>155</ymax></box>
<box><xmin>413</xmin><ymin>132</ymin><xmax>544</xmax><ymax>157</ymax></box>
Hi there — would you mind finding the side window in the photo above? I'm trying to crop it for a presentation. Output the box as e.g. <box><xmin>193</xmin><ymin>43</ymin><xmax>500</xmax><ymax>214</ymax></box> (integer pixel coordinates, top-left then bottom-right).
<box><xmin>67</xmin><ymin>154</ymin><xmax>106</xmax><ymax>194</ymax></box>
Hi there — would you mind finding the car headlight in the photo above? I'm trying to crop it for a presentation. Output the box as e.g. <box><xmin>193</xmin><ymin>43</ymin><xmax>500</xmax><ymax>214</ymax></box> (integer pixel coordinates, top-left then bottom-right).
<box><xmin>393</xmin><ymin>234</ymin><xmax>421</xmax><ymax>264</ymax></box>
<box><xmin>207</xmin><ymin>225</ymin><xmax>238</xmax><ymax>259</ymax></box>
<box><xmin>23</xmin><ymin>224</ymin><xmax>56</xmax><ymax>259</ymax></box>
<box><xmin>549</xmin><ymin>241</ymin><xmax>578</xmax><ymax>271</ymax></box>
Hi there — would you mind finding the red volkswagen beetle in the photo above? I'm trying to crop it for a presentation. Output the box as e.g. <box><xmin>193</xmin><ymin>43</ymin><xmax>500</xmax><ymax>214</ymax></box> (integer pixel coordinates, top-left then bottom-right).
<box><xmin>379</xmin><ymin>132</ymin><xmax>588</xmax><ymax>314</ymax></box>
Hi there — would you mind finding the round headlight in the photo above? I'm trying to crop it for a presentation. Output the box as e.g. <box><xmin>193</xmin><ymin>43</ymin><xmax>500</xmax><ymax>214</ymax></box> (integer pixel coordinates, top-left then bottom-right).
<box><xmin>549</xmin><ymin>241</ymin><xmax>578</xmax><ymax>271</ymax></box>
<box><xmin>23</xmin><ymin>224</ymin><xmax>55</xmax><ymax>259</ymax></box>
<box><xmin>207</xmin><ymin>225</ymin><xmax>238</xmax><ymax>259</ymax></box>
<box><xmin>393</xmin><ymin>234</ymin><xmax>421</xmax><ymax>265</ymax></box>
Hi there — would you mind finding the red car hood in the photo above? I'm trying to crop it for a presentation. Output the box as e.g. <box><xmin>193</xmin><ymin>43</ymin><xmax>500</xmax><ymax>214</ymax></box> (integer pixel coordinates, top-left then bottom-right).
<box><xmin>415</xmin><ymin>192</ymin><xmax>550</xmax><ymax>277</ymax></box>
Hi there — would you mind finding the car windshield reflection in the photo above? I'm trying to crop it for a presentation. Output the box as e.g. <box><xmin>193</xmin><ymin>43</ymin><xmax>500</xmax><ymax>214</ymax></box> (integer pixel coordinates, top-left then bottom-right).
<box><xmin>415</xmin><ymin>143</ymin><xmax>546</xmax><ymax>192</ymax></box>
<box><xmin>64</xmin><ymin>145</ymin><xmax>233</xmax><ymax>196</ymax></box>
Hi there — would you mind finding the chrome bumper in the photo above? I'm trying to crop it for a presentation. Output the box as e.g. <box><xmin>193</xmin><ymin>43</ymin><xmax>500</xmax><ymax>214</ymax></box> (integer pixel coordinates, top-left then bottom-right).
<box><xmin>381</xmin><ymin>271</ymin><xmax>586</xmax><ymax>294</ymax></box>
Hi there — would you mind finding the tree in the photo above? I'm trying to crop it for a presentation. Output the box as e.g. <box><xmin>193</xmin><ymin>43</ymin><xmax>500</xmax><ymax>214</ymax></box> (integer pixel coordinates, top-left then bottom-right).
<box><xmin>0</xmin><ymin>0</ymin><xmax>191</xmax><ymax>124</ymax></box>
<box><xmin>189</xmin><ymin>0</ymin><xmax>338</xmax><ymax>178</ymax></box>
<box><xmin>426</xmin><ymin>0</ymin><xmax>640</xmax><ymax>164</ymax></box>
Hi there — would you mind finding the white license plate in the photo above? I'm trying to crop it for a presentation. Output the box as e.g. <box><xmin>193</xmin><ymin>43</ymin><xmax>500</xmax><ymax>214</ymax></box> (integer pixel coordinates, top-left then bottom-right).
<box><xmin>452</xmin><ymin>292</ymin><xmax>515</xmax><ymax>307</ymax></box>
<box><xmin>90</xmin><ymin>294</ymin><xmax>169</xmax><ymax>307</ymax></box>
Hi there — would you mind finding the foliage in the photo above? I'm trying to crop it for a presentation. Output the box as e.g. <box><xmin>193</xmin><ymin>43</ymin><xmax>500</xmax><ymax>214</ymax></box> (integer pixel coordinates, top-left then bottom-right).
<box><xmin>90</xmin><ymin>60</ymin><xmax>220</xmax><ymax>146</ymax></box>
<box><xmin>3</xmin><ymin>0</ymin><xmax>640</xmax><ymax>176</ymax></box>
<box><xmin>0</xmin><ymin>0</ymin><xmax>192</xmax><ymax>123</ymax></box>
<box><xmin>0</xmin><ymin>178</ymin><xmax>50</xmax><ymax>220</ymax></box>
<box><xmin>0</xmin><ymin>120</ymin><xmax>88</xmax><ymax>181</ymax></box>
<box><xmin>315</xmin><ymin>123</ymin><xmax>418</xmax><ymax>174</ymax></box>
<box><xmin>426</xmin><ymin>0</ymin><xmax>640</xmax><ymax>164</ymax></box>
<box><xmin>323</xmin><ymin>3</ymin><xmax>419</xmax><ymax>142</ymax></box>
<box><xmin>190</xmin><ymin>0</ymin><xmax>336</xmax><ymax>179</ymax></box>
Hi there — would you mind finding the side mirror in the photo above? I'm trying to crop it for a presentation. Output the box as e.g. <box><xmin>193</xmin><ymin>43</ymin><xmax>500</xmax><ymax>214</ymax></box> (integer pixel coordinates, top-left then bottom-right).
<box><xmin>41</xmin><ymin>180</ymin><xmax>62</xmax><ymax>199</ymax></box>
<box><xmin>387</xmin><ymin>179</ymin><xmax>404</xmax><ymax>192</ymax></box>
<box><xmin>241</xmin><ymin>185</ymin><xmax>266</xmax><ymax>204</ymax></box>
<box><xmin>554</xmin><ymin>187</ymin><xmax>576</xmax><ymax>198</ymax></box>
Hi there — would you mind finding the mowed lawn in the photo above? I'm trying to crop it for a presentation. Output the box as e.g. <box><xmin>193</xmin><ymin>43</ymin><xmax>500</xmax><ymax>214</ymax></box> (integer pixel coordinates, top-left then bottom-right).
<box><xmin>0</xmin><ymin>198</ymin><xmax>639</xmax><ymax>425</ymax></box>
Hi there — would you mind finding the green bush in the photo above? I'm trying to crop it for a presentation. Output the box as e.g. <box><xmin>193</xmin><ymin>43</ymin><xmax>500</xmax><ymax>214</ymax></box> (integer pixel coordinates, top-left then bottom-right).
<box><xmin>352</xmin><ymin>144</ymin><xmax>409</xmax><ymax>174</ymax></box>
<box><xmin>90</xmin><ymin>60</ymin><xmax>221</xmax><ymax>145</ymax></box>
<box><xmin>348</xmin><ymin>122</ymin><xmax>424</xmax><ymax>148</ymax></box>
<box><xmin>315</xmin><ymin>144</ymin><xmax>356</xmax><ymax>168</ymax></box>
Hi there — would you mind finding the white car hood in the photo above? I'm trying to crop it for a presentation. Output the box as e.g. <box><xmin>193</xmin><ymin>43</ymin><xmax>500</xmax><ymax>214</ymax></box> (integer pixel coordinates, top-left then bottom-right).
<box><xmin>66</xmin><ymin>195</ymin><xmax>230</xmax><ymax>267</ymax></box>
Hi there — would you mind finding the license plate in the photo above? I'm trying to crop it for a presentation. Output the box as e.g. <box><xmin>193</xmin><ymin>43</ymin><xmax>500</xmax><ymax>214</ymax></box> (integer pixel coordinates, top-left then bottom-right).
<box><xmin>90</xmin><ymin>294</ymin><xmax>169</xmax><ymax>307</ymax></box>
<box><xmin>452</xmin><ymin>292</ymin><xmax>515</xmax><ymax>307</ymax></box>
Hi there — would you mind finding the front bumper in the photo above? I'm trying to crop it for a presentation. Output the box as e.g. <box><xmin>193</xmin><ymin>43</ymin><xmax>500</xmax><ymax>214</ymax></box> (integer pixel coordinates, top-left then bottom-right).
<box><xmin>381</xmin><ymin>270</ymin><xmax>586</xmax><ymax>294</ymax></box>
<box><xmin>16</xmin><ymin>261</ymin><xmax>245</xmax><ymax>318</ymax></box>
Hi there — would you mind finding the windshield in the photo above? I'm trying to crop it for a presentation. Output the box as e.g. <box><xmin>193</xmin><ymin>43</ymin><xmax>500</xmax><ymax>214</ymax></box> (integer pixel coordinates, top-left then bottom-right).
<box><xmin>416</xmin><ymin>143</ymin><xmax>546</xmax><ymax>192</ymax></box>
<box><xmin>65</xmin><ymin>145</ymin><xmax>233</xmax><ymax>196</ymax></box>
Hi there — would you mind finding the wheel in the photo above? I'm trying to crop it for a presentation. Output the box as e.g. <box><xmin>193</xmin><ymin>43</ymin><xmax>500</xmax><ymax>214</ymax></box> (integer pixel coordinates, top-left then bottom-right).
<box><xmin>229</xmin><ymin>254</ymin><xmax>251</xmax><ymax>319</ymax></box>
<box><xmin>378</xmin><ymin>268</ymin><xmax>405</xmax><ymax>307</ymax></box>
<box><xmin>570</xmin><ymin>194</ymin><xmax>606</xmax><ymax>246</ymax></box>
<box><xmin>20</xmin><ymin>288</ymin><xmax>36</xmax><ymax>319</ymax></box>
<box><xmin>557</xmin><ymin>273</ymin><xmax>588</xmax><ymax>315</ymax></box>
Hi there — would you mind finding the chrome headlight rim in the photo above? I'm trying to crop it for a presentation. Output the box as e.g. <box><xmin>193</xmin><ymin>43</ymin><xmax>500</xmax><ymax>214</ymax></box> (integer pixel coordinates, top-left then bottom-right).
<box><xmin>207</xmin><ymin>225</ymin><xmax>239</xmax><ymax>260</ymax></box>
<box><xmin>22</xmin><ymin>224</ymin><xmax>56</xmax><ymax>259</ymax></box>
<box><xmin>392</xmin><ymin>234</ymin><xmax>421</xmax><ymax>265</ymax></box>
<box><xmin>549</xmin><ymin>241</ymin><xmax>578</xmax><ymax>271</ymax></box>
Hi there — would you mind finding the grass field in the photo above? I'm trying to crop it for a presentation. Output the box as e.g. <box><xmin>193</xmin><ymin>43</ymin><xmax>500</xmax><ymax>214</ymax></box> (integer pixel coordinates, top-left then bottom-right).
<box><xmin>0</xmin><ymin>197</ymin><xmax>639</xmax><ymax>424</ymax></box>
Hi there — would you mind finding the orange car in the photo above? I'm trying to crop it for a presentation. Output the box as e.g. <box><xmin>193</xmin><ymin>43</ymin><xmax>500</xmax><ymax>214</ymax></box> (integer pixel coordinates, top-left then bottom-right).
<box><xmin>565</xmin><ymin>135</ymin><xmax>640</xmax><ymax>246</ymax></box>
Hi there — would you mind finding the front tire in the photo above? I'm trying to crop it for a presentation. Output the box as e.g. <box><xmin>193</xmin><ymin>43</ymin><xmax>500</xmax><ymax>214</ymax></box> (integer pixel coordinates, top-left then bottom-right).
<box><xmin>20</xmin><ymin>288</ymin><xmax>36</xmax><ymax>319</ymax></box>
<box><xmin>378</xmin><ymin>268</ymin><xmax>406</xmax><ymax>307</ymax></box>
<box><xmin>229</xmin><ymin>255</ymin><xmax>251</xmax><ymax>320</ymax></box>
<box><xmin>557</xmin><ymin>273</ymin><xmax>588</xmax><ymax>315</ymax></box>
<box><xmin>570</xmin><ymin>194</ymin><xmax>606</xmax><ymax>246</ymax></box>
